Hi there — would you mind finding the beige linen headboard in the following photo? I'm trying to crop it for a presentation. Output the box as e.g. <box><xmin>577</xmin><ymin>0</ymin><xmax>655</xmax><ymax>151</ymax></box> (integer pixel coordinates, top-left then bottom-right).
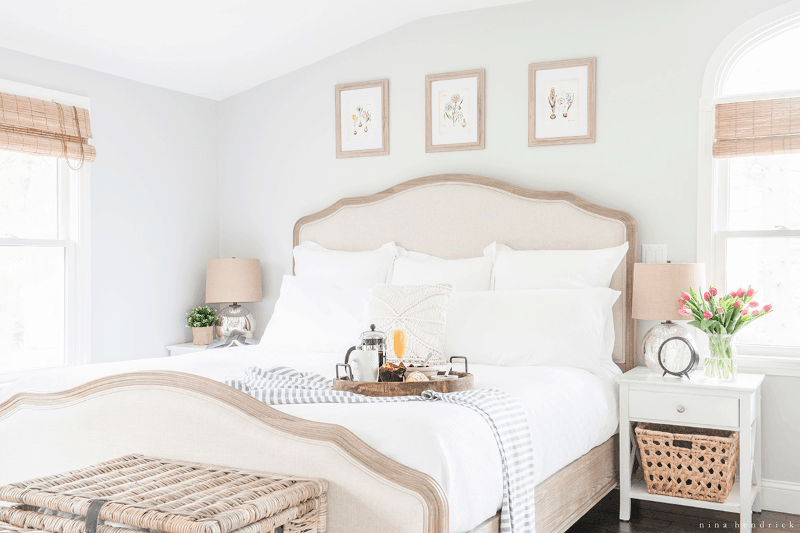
<box><xmin>294</xmin><ymin>174</ymin><xmax>638</xmax><ymax>372</ymax></box>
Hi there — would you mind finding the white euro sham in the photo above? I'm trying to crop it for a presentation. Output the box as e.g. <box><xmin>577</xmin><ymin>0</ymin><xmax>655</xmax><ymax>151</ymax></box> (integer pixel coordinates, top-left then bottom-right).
<box><xmin>493</xmin><ymin>242</ymin><xmax>629</xmax><ymax>290</ymax></box>
<box><xmin>391</xmin><ymin>243</ymin><xmax>498</xmax><ymax>291</ymax></box>
<box><xmin>293</xmin><ymin>241</ymin><xmax>398</xmax><ymax>288</ymax></box>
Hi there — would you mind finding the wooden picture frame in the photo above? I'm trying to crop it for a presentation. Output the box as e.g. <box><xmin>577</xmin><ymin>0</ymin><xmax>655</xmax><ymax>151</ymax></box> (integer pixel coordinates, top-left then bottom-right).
<box><xmin>528</xmin><ymin>57</ymin><xmax>596</xmax><ymax>146</ymax></box>
<box><xmin>335</xmin><ymin>79</ymin><xmax>389</xmax><ymax>158</ymax></box>
<box><xmin>425</xmin><ymin>69</ymin><xmax>485</xmax><ymax>153</ymax></box>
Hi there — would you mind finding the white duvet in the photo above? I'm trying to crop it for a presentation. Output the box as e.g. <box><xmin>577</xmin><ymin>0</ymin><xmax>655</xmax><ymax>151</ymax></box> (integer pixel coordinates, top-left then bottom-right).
<box><xmin>0</xmin><ymin>344</ymin><xmax>620</xmax><ymax>533</ymax></box>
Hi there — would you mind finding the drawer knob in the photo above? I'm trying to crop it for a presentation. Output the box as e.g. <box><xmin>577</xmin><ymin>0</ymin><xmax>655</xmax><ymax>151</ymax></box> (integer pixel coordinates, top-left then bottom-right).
<box><xmin>677</xmin><ymin>405</ymin><xmax>685</xmax><ymax>413</ymax></box>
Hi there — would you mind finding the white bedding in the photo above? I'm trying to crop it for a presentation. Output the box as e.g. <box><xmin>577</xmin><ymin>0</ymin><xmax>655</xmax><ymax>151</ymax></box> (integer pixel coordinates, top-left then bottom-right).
<box><xmin>0</xmin><ymin>344</ymin><xmax>620</xmax><ymax>533</ymax></box>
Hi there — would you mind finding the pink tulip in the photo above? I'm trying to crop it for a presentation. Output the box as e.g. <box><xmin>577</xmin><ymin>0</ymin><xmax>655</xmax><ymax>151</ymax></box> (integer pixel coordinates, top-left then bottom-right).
<box><xmin>763</xmin><ymin>304</ymin><xmax>773</xmax><ymax>312</ymax></box>
<box><xmin>678</xmin><ymin>308</ymin><xmax>692</xmax><ymax>316</ymax></box>
<box><xmin>749</xmin><ymin>301</ymin><xmax>759</xmax><ymax>308</ymax></box>
<box><xmin>704</xmin><ymin>292</ymin><xmax>711</xmax><ymax>301</ymax></box>
<box><xmin>729</xmin><ymin>291</ymin><xmax>737</xmax><ymax>298</ymax></box>
<box><xmin>751</xmin><ymin>310</ymin><xmax>760</xmax><ymax>317</ymax></box>
<box><xmin>741</xmin><ymin>309</ymin><xmax>749</xmax><ymax>316</ymax></box>
<box><xmin>717</xmin><ymin>307</ymin><xmax>724</xmax><ymax>314</ymax></box>
<box><xmin>736</xmin><ymin>288</ymin><xmax>746</xmax><ymax>298</ymax></box>
<box><xmin>679</xmin><ymin>300</ymin><xmax>687</xmax><ymax>308</ymax></box>
<box><xmin>703</xmin><ymin>311</ymin><xmax>713</xmax><ymax>319</ymax></box>
<box><xmin>681</xmin><ymin>292</ymin><xmax>691</xmax><ymax>301</ymax></box>
<box><xmin>710</xmin><ymin>287</ymin><xmax>718</xmax><ymax>296</ymax></box>
<box><xmin>733</xmin><ymin>300</ymin><xmax>741</xmax><ymax>308</ymax></box>
<box><xmin>747</xmin><ymin>288</ymin><xmax>755</xmax><ymax>297</ymax></box>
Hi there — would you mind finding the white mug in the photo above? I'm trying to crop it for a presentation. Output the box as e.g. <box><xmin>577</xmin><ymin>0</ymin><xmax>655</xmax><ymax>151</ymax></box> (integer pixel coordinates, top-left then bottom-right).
<box><xmin>349</xmin><ymin>348</ymin><xmax>380</xmax><ymax>382</ymax></box>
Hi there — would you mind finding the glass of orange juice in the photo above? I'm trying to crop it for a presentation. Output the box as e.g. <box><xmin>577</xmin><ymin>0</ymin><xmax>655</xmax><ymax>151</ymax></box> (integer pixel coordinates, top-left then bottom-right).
<box><xmin>392</xmin><ymin>329</ymin><xmax>407</xmax><ymax>363</ymax></box>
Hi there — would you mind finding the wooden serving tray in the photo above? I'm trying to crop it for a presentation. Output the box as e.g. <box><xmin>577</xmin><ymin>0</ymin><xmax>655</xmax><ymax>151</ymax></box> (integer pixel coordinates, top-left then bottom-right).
<box><xmin>333</xmin><ymin>372</ymin><xmax>474</xmax><ymax>397</ymax></box>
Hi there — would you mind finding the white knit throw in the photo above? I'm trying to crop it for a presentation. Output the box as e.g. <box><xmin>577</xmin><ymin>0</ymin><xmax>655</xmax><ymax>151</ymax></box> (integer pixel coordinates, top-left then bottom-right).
<box><xmin>368</xmin><ymin>284</ymin><xmax>454</xmax><ymax>365</ymax></box>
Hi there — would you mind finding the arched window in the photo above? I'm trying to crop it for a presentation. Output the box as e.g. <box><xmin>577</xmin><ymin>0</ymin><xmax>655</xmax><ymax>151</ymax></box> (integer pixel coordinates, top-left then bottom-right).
<box><xmin>722</xmin><ymin>26</ymin><xmax>799</xmax><ymax>96</ymax></box>
<box><xmin>698</xmin><ymin>3</ymin><xmax>799</xmax><ymax>358</ymax></box>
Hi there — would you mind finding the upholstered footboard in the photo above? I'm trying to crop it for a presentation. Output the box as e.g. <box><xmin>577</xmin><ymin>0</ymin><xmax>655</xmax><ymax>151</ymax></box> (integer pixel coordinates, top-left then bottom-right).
<box><xmin>0</xmin><ymin>372</ymin><xmax>448</xmax><ymax>533</ymax></box>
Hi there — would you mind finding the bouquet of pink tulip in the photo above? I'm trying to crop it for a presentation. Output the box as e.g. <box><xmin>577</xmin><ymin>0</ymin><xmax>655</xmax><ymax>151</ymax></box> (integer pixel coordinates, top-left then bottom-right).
<box><xmin>677</xmin><ymin>285</ymin><xmax>773</xmax><ymax>379</ymax></box>
<box><xmin>677</xmin><ymin>285</ymin><xmax>773</xmax><ymax>335</ymax></box>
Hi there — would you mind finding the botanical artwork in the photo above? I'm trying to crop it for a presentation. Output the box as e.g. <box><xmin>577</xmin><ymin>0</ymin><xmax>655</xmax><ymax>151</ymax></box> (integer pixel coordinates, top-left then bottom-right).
<box><xmin>543</xmin><ymin>78</ymin><xmax>579</xmax><ymax>126</ymax></box>
<box><xmin>438</xmin><ymin>89</ymin><xmax>471</xmax><ymax>135</ymax></box>
<box><xmin>347</xmin><ymin>99</ymin><xmax>375</xmax><ymax>141</ymax></box>
<box><xmin>528</xmin><ymin>58</ymin><xmax>595</xmax><ymax>146</ymax></box>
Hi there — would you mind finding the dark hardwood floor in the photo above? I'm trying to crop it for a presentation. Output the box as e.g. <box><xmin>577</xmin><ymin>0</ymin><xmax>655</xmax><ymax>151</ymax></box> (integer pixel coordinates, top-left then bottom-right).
<box><xmin>567</xmin><ymin>490</ymin><xmax>799</xmax><ymax>532</ymax></box>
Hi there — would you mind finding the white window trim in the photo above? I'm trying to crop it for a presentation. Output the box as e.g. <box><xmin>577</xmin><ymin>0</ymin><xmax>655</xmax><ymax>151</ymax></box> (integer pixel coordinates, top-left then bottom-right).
<box><xmin>0</xmin><ymin>79</ymin><xmax>91</xmax><ymax>384</ymax></box>
<box><xmin>697</xmin><ymin>2</ymin><xmax>800</xmax><ymax>376</ymax></box>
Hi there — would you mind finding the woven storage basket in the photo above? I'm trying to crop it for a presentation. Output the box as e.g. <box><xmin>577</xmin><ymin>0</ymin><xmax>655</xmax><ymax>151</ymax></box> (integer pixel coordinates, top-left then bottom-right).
<box><xmin>635</xmin><ymin>423</ymin><xmax>739</xmax><ymax>503</ymax></box>
<box><xmin>0</xmin><ymin>454</ymin><xmax>327</xmax><ymax>533</ymax></box>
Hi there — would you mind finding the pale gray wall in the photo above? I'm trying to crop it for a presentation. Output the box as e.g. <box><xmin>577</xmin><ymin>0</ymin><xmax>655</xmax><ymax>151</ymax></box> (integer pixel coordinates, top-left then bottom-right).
<box><xmin>0</xmin><ymin>47</ymin><xmax>220</xmax><ymax>364</ymax></box>
<box><xmin>217</xmin><ymin>0</ymin><xmax>799</xmax><ymax>492</ymax></box>
<box><xmin>762</xmin><ymin>375</ymin><xmax>800</xmax><ymax>483</ymax></box>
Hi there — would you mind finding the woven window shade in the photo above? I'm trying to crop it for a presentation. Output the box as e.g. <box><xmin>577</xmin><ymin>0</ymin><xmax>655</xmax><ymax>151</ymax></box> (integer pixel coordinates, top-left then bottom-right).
<box><xmin>0</xmin><ymin>91</ymin><xmax>96</xmax><ymax>167</ymax></box>
<box><xmin>713</xmin><ymin>97</ymin><xmax>799</xmax><ymax>158</ymax></box>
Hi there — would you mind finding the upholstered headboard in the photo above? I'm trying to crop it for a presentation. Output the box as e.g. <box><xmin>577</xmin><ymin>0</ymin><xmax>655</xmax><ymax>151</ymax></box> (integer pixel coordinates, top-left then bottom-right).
<box><xmin>294</xmin><ymin>174</ymin><xmax>638</xmax><ymax>372</ymax></box>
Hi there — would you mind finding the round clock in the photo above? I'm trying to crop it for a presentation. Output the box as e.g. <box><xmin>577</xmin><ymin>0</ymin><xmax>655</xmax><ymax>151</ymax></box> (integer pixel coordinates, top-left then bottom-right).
<box><xmin>657</xmin><ymin>336</ymin><xmax>699</xmax><ymax>379</ymax></box>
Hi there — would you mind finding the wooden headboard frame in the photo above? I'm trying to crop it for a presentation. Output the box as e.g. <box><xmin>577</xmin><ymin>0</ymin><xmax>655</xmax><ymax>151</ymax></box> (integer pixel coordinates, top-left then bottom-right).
<box><xmin>293</xmin><ymin>174</ymin><xmax>638</xmax><ymax>372</ymax></box>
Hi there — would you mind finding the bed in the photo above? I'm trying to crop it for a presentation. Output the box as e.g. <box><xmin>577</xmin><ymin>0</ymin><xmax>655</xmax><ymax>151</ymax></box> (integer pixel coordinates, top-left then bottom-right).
<box><xmin>0</xmin><ymin>174</ymin><xmax>638</xmax><ymax>533</ymax></box>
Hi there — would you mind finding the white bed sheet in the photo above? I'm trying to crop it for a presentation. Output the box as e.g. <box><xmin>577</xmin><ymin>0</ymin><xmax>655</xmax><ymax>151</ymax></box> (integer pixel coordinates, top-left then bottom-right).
<box><xmin>0</xmin><ymin>345</ymin><xmax>620</xmax><ymax>533</ymax></box>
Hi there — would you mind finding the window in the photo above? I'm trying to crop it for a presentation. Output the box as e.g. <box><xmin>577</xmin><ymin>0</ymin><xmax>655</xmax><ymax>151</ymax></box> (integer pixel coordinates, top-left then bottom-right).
<box><xmin>716</xmin><ymin>154</ymin><xmax>799</xmax><ymax>351</ymax></box>
<box><xmin>699</xmin><ymin>4</ymin><xmax>800</xmax><ymax>359</ymax></box>
<box><xmin>0</xmin><ymin>81</ymin><xmax>91</xmax><ymax>382</ymax></box>
<box><xmin>722</xmin><ymin>26</ymin><xmax>799</xmax><ymax>97</ymax></box>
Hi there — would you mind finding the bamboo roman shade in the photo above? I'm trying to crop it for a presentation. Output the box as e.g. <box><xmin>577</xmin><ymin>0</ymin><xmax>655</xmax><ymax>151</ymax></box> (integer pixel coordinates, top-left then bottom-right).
<box><xmin>0</xmin><ymin>91</ymin><xmax>96</xmax><ymax>167</ymax></box>
<box><xmin>713</xmin><ymin>97</ymin><xmax>799</xmax><ymax>158</ymax></box>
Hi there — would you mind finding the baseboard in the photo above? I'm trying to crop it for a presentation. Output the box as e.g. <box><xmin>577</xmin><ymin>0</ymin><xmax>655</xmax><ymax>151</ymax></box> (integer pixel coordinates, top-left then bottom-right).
<box><xmin>762</xmin><ymin>479</ymin><xmax>800</xmax><ymax>514</ymax></box>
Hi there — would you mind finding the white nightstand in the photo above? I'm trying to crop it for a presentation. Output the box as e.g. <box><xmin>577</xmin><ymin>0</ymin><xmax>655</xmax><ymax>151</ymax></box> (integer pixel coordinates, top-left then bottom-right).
<box><xmin>617</xmin><ymin>366</ymin><xmax>765</xmax><ymax>532</ymax></box>
<box><xmin>166</xmin><ymin>342</ymin><xmax>209</xmax><ymax>356</ymax></box>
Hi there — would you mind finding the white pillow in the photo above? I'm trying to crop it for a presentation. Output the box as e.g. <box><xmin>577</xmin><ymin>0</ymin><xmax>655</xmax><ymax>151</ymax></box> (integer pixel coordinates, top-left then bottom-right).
<box><xmin>493</xmin><ymin>242</ymin><xmax>629</xmax><ymax>290</ymax></box>
<box><xmin>391</xmin><ymin>243</ymin><xmax>497</xmax><ymax>291</ymax></box>
<box><xmin>262</xmin><ymin>275</ymin><xmax>370</xmax><ymax>353</ymax></box>
<box><xmin>444</xmin><ymin>288</ymin><xmax>620</xmax><ymax>373</ymax></box>
<box><xmin>293</xmin><ymin>241</ymin><xmax>398</xmax><ymax>288</ymax></box>
<box><xmin>368</xmin><ymin>284</ymin><xmax>455</xmax><ymax>365</ymax></box>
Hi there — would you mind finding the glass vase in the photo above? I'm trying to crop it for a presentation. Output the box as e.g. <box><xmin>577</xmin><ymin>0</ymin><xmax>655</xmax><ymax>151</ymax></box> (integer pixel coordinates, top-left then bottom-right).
<box><xmin>703</xmin><ymin>333</ymin><xmax>738</xmax><ymax>380</ymax></box>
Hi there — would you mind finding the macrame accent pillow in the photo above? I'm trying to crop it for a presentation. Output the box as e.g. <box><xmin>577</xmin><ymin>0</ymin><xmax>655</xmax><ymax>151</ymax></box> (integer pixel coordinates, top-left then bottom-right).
<box><xmin>368</xmin><ymin>284</ymin><xmax>455</xmax><ymax>366</ymax></box>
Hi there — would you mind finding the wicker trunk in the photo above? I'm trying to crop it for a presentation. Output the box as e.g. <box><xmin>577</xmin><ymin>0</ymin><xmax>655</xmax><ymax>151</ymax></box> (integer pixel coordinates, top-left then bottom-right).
<box><xmin>0</xmin><ymin>454</ymin><xmax>327</xmax><ymax>533</ymax></box>
<box><xmin>635</xmin><ymin>423</ymin><xmax>739</xmax><ymax>503</ymax></box>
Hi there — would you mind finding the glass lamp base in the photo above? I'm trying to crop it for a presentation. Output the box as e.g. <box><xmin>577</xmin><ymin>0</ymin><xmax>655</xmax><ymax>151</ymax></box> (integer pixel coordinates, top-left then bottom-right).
<box><xmin>215</xmin><ymin>304</ymin><xmax>255</xmax><ymax>341</ymax></box>
<box><xmin>641</xmin><ymin>322</ymin><xmax>695</xmax><ymax>373</ymax></box>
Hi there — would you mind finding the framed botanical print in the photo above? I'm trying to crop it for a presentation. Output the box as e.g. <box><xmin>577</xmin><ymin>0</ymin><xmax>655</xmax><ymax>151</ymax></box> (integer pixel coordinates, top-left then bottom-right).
<box><xmin>425</xmin><ymin>69</ymin><xmax>485</xmax><ymax>153</ymax></box>
<box><xmin>528</xmin><ymin>57</ymin><xmax>596</xmax><ymax>146</ymax></box>
<box><xmin>335</xmin><ymin>79</ymin><xmax>389</xmax><ymax>158</ymax></box>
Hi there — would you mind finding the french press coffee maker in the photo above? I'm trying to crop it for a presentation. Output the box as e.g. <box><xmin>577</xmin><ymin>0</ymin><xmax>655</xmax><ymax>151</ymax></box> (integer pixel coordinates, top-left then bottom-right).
<box><xmin>337</xmin><ymin>325</ymin><xmax>387</xmax><ymax>382</ymax></box>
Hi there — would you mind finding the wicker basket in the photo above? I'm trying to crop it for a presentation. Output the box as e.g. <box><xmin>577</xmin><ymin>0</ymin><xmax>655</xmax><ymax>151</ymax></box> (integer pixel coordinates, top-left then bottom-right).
<box><xmin>0</xmin><ymin>454</ymin><xmax>327</xmax><ymax>533</ymax></box>
<box><xmin>635</xmin><ymin>423</ymin><xmax>739</xmax><ymax>503</ymax></box>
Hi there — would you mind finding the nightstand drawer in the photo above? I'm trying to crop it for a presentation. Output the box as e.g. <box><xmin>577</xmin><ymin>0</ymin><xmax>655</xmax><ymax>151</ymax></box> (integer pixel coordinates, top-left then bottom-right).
<box><xmin>629</xmin><ymin>390</ymin><xmax>739</xmax><ymax>427</ymax></box>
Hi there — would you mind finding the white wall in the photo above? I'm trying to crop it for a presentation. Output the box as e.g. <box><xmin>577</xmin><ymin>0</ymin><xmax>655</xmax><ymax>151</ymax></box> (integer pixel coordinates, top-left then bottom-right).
<box><xmin>0</xmin><ymin>47</ymin><xmax>220</xmax><ymax>363</ymax></box>
<box><xmin>217</xmin><ymin>0</ymin><xmax>799</xmax><ymax>508</ymax></box>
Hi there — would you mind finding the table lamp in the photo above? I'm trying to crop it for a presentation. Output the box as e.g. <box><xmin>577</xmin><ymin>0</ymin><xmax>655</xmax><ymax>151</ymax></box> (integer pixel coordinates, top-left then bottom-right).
<box><xmin>632</xmin><ymin>263</ymin><xmax>705</xmax><ymax>373</ymax></box>
<box><xmin>206</xmin><ymin>258</ymin><xmax>263</xmax><ymax>341</ymax></box>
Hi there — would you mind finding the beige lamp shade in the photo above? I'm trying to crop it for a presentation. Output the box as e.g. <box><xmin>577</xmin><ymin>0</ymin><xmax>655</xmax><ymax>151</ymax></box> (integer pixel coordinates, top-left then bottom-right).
<box><xmin>206</xmin><ymin>258</ymin><xmax>263</xmax><ymax>304</ymax></box>
<box><xmin>632</xmin><ymin>263</ymin><xmax>706</xmax><ymax>321</ymax></box>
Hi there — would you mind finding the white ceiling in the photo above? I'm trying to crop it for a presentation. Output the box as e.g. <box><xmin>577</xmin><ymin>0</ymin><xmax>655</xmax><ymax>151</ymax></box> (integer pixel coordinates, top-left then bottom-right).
<box><xmin>0</xmin><ymin>0</ymin><xmax>526</xmax><ymax>101</ymax></box>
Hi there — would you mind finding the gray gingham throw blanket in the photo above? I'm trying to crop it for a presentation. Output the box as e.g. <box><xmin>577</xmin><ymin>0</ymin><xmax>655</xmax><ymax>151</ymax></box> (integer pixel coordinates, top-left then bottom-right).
<box><xmin>226</xmin><ymin>366</ymin><xmax>536</xmax><ymax>533</ymax></box>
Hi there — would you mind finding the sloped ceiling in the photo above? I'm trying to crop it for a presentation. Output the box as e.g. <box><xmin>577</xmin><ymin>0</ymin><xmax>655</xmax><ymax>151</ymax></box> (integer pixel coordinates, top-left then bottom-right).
<box><xmin>0</xmin><ymin>0</ymin><xmax>527</xmax><ymax>100</ymax></box>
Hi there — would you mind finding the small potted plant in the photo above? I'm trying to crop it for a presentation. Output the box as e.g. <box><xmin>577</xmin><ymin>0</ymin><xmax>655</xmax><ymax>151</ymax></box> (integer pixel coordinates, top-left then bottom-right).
<box><xmin>186</xmin><ymin>306</ymin><xmax>220</xmax><ymax>345</ymax></box>
<box><xmin>678</xmin><ymin>285</ymin><xmax>773</xmax><ymax>380</ymax></box>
